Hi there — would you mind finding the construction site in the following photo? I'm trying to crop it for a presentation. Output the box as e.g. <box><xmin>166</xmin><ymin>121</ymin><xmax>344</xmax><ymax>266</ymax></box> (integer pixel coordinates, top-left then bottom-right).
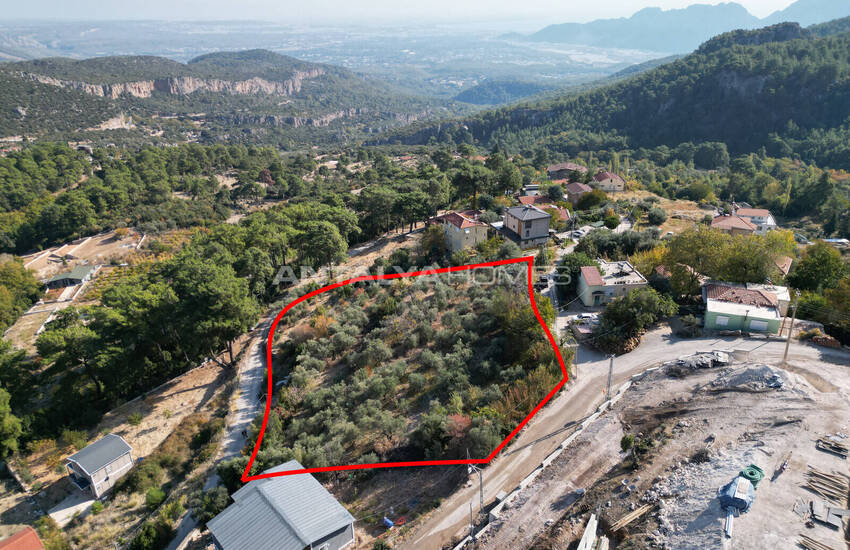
<box><xmin>466</xmin><ymin>350</ymin><xmax>850</xmax><ymax>550</ymax></box>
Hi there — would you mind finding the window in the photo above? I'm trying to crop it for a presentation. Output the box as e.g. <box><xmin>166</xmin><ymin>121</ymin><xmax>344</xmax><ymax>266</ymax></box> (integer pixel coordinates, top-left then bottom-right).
<box><xmin>105</xmin><ymin>464</ymin><xmax>112</xmax><ymax>474</ymax></box>
<box><xmin>524</xmin><ymin>221</ymin><xmax>533</xmax><ymax>231</ymax></box>
<box><xmin>715</xmin><ymin>316</ymin><xmax>729</xmax><ymax>327</ymax></box>
<box><xmin>749</xmin><ymin>320</ymin><xmax>768</xmax><ymax>331</ymax></box>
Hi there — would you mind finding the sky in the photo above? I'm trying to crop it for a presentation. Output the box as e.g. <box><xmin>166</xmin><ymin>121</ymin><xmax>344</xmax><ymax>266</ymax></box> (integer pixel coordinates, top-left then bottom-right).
<box><xmin>0</xmin><ymin>0</ymin><xmax>798</xmax><ymax>24</ymax></box>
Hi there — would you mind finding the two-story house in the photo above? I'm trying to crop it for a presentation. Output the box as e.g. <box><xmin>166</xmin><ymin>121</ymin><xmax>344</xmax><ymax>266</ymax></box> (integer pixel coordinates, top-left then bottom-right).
<box><xmin>564</xmin><ymin>182</ymin><xmax>593</xmax><ymax>206</ymax></box>
<box><xmin>504</xmin><ymin>205</ymin><xmax>551</xmax><ymax>248</ymax></box>
<box><xmin>711</xmin><ymin>214</ymin><xmax>757</xmax><ymax>236</ymax></box>
<box><xmin>733</xmin><ymin>207</ymin><xmax>778</xmax><ymax>234</ymax></box>
<box><xmin>577</xmin><ymin>259</ymin><xmax>648</xmax><ymax>307</ymax></box>
<box><xmin>429</xmin><ymin>210</ymin><xmax>489</xmax><ymax>252</ymax></box>
<box><xmin>592</xmin><ymin>171</ymin><xmax>625</xmax><ymax>192</ymax></box>
<box><xmin>65</xmin><ymin>434</ymin><xmax>134</xmax><ymax>499</ymax></box>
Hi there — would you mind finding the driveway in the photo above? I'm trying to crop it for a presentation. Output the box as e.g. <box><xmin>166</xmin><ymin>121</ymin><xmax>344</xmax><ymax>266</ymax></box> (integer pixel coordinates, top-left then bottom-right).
<box><xmin>48</xmin><ymin>491</ymin><xmax>94</xmax><ymax>528</ymax></box>
<box><xmin>167</xmin><ymin>319</ymin><xmax>270</xmax><ymax>550</ymax></box>
<box><xmin>402</xmin><ymin>329</ymin><xmax>850</xmax><ymax>549</ymax></box>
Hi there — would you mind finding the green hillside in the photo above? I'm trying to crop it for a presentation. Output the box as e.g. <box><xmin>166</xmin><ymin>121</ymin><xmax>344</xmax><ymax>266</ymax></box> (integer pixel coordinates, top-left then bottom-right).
<box><xmin>393</xmin><ymin>21</ymin><xmax>850</xmax><ymax>169</ymax></box>
<box><xmin>0</xmin><ymin>49</ymin><xmax>462</xmax><ymax>146</ymax></box>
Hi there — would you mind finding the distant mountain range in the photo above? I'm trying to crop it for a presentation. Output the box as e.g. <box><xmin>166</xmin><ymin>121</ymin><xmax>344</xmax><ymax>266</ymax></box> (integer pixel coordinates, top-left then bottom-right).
<box><xmin>0</xmin><ymin>49</ymin><xmax>461</xmax><ymax>145</ymax></box>
<box><xmin>522</xmin><ymin>0</ymin><xmax>850</xmax><ymax>52</ymax></box>
<box><xmin>394</xmin><ymin>18</ymin><xmax>850</xmax><ymax>169</ymax></box>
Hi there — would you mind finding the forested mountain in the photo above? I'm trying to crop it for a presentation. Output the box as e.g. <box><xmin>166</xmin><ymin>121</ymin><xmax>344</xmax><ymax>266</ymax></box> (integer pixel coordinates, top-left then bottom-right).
<box><xmin>453</xmin><ymin>81</ymin><xmax>550</xmax><ymax>106</ymax></box>
<box><xmin>0</xmin><ymin>49</ymin><xmax>461</xmax><ymax>147</ymax></box>
<box><xmin>524</xmin><ymin>0</ymin><xmax>850</xmax><ymax>53</ymax></box>
<box><xmin>393</xmin><ymin>21</ymin><xmax>850</xmax><ymax>169</ymax></box>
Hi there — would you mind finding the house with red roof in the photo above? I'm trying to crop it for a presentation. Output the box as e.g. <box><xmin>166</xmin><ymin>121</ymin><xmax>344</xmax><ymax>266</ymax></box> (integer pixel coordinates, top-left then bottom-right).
<box><xmin>517</xmin><ymin>195</ymin><xmax>551</xmax><ymax>206</ymax></box>
<box><xmin>710</xmin><ymin>214</ymin><xmax>757</xmax><ymax>236</ymax></box>
<box><xmin>592</xmin><ymin>171</ymin><xmax>625</xmax><ymax>193</ymax></box>
<box><xmin>564</xmin><ymin>182</ymin><xmax>593</xmax><ymax>205</ymax></box>
<box><xmin>517</xmin><ymin>196</ymin><xmax>571</xmax><ymax>224</ymax></box>
<box><xmin>427</xmin><ymin>210</ymin><xmax>489</xmax><ymax>252</ymax></box>
<box><xmin>702</xmin><ymin>282</ymin><xmax>788</xmax><ymax>333</ymax></box>
<box><xmin>577</xmin><ymin>259</ymin><xmax>647</xmax><ymax>307</ymax></box>
<box><xmin>0</xmin><ymin>527</ymin><xmax>44</xmax><ymax>550</ymax></box>
<box><xmin>733</xmin><ymin>206</ymin><xmax>778</xmax><ymax>234</ymax></box>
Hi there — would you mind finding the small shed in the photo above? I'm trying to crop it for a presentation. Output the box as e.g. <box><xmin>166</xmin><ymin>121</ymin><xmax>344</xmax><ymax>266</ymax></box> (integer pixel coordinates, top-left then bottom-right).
<box><xmin>65</xmin><ymin>434</ymin><xmax>133</xmax><ymax>498</ymax></box>
<box><xmin>0</xmin><ymin>526</ymin><xmax>44</xmax><ymax>550</ymax></box>
<box><xmin>45</xmin><ymin>265</ymin><xmax>96</xmax><ymax>289</ymax></box>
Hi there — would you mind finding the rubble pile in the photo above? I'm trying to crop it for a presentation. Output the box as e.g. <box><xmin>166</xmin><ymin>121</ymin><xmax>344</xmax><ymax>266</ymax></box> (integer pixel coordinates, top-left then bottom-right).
<box><xmin>710</xmin><ymin>365</ymin><xmax>792</xmax><ymax>392</ymax></box>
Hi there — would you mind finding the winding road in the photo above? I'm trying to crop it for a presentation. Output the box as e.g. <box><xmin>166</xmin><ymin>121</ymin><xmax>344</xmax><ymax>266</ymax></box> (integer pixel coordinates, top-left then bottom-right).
<box><xmin>401</xmin><ymin>328</ymin><xmax>850</xmax><ymax>550</ymax></box>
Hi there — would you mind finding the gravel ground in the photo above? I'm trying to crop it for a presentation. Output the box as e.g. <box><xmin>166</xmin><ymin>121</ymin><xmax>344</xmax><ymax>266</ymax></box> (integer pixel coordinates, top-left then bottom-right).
<box><xmin>471</xmin><ymin>355</ymin><xmax>850</xmax><ymax>550</ymax></box>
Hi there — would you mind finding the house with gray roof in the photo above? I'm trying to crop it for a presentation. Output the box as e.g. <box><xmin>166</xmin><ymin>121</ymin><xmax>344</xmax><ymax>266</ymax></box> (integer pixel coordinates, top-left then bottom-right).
<box><xmin>65</xmin><ymin>434</ymin><xmax>133</xmax><ymax>498</ymax></box>
<box><xmin>45</xmin><ymin>265</ymin><xmax>97</xmax><ymax>289</ymax></box>
<box><xmin>207</xmin><ymin>460</ymin><xmax>355</xmax><ymax>550</ymax></box>
<box><xmin>503</xmin><ymin>205</ymin><xmax>551</xmax><ymax>248</ymax></box>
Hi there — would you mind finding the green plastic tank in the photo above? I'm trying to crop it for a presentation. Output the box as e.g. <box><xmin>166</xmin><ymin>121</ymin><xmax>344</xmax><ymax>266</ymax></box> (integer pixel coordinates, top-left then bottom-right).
<box><xmin>740</xmin><ymin>464</ymin><xmax>765</xmax><ymax>489</ymax></box>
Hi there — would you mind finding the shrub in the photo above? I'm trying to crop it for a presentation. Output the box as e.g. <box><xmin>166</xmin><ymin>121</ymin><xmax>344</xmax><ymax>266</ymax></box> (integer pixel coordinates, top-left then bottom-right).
<box><xmin>146</xmin><ymin>487</ymin><xmax>166</xmax><ymax>510</ymax></box>
<box><xmin>188</xmin><ymin>486</ymin><xmax>230</xmax><ymax>525</ymax></box>
<box><xmin>621</xmin><ymin>434</ymin><xmax>635</xmax><ymax>452</ymax></box>
<box><xmin>91</xmin><ymin>501</ymin><xmax>104</xmax><ymax>514</ymax></box>
<box><xmin>118</xmin><ymin>460</ymin><xmax>163</xmax><ymax>494</ymax></box>
<box><xmin>128</xmin><ymin>412</ymin><xmax>144</xmax><ymax>426</ymax></box>
<box><xmin>647</xmin><ymin>207</ymin><xmax>668</xmax><ymax>226</ymax></box>
<box><xmin>60</xmin><ymin>429</ymin><xmax>87</xmax><ymax>451</ymax></box>
<box><xmin>408</xmin><ymin>373</ymin><xmax>427</xmax><ymax>394</ymax></box>
<box><xmin>129</xmin><ymin>519</ymin><xmax>173</xmax><ymax>550</ymax></box>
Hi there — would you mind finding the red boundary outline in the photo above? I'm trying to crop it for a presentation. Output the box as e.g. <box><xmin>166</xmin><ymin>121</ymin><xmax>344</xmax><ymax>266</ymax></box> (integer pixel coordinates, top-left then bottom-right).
<box><xmin>242</xmin><ymin>255</ymin><xmax>569</xmax><ymax>482</ymax></box>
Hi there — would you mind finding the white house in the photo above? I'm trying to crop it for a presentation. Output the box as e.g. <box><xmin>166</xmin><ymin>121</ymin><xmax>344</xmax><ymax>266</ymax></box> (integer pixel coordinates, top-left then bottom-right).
<box><xmin>577</xmin><ymin>259</ymin><xmax>648</xmax><ymax>307</ymax></box>
<box><xmin>733</xmin><ymin>207</ymin><xmax>777</xmax><ymax>234</ymax></box>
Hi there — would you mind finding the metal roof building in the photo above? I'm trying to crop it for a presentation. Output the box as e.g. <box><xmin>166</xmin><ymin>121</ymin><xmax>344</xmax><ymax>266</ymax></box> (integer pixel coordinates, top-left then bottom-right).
<box><xmin>207</xmin><ymin>461</ymin><xmax>355</xmax><ymax>550</ymax></box>
<box><xmin>65</xmin><ymin>434</ymin><xmax>133</xmax><ymax>498</ymax></box>
<box><xmin>45</xmin><ymin>264</ymin><xmax>97</xmax><ymax>289</ymax></box>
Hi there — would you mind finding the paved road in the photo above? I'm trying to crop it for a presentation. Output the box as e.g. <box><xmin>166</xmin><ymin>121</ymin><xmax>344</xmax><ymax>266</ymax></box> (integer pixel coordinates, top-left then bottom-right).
<box><xmin>402</xmin><ymin>329</ymin><xmax>850</xmax><ymax>550</ymax></box>
<box><xmin>167</xmin><ymin>322</ymin><xmax>269</xmax><ymax>550</ymax></box>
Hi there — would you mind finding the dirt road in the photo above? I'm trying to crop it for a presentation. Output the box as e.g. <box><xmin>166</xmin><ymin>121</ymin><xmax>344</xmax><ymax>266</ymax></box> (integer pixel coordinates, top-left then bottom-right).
<box><xmin>402</xmin><ymin>328</ymin><xmax>849</xmax><ymax>549</ymax></box>
<box><xmin>167</xmin><ymin>320</ymin><xmax>270</xmax><ymax>550</ymax></box>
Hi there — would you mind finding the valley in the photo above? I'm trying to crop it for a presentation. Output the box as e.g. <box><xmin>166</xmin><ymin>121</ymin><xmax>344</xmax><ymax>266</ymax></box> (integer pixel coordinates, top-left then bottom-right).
<box><xmin>1</xmin><ymin>4</ymin><xmax>850</xmax><ymax>550</ymax></box>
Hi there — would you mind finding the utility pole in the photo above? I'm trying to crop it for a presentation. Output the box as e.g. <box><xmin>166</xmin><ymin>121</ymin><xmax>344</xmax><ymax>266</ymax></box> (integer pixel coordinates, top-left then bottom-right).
<box><xmin>467</xmin><ymin>449</ymin><xmax>484</xmax><ymax>511</ymax></box>
<box><xmin>783</xmin><ymin>290</ymin><xmax>801</xmax><ymax>364</ymax></box>
<box><xmin>606</xmin><ymin>355</ymin><xmax>614</xmax><ymax>401</ymax></box>
<box><xmin>469</xmin><ymin>502</ymin><xmax>474</xmax><ymax>539</ymax></box>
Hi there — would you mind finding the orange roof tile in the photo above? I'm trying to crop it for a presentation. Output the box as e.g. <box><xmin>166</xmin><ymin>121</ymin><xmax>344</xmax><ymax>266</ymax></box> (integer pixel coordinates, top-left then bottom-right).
<box><xmin>0</xmin><ymin>527</ymin><xmax>44</xmax><ymax>550</ymax></box>
<box><xmin>711</xmin><ymin>215</ymin><xmax>757</xmax><ymax>232</ymax></box>
<box><xmin>735</xmin><ymin>208</ymin><xmax>771</xmax><ymax>218</ymax></box>
<box><xmin>704</xmin><ymin>284</ymin><xmax>777</xmax><ymax>308</ymax></box>
<box><xmin>580</xmin><ymin>266</ymin><xmax>605</xmax><ymax>287</ymax></box>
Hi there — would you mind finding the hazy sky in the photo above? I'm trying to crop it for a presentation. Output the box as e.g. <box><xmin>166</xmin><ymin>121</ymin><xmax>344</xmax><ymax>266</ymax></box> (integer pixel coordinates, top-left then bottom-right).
<box><xmin>1</xmin><ymin>0</ymin><xmax>797</xmax><ymax>24</ymax></box>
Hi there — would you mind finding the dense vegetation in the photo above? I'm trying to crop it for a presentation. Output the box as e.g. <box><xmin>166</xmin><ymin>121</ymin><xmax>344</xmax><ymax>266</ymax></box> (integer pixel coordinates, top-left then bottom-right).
<box><xmin>0</xmin><ymin>142</ymin><xmax>321</xmax><ymax>253</ymax></box>
<box><xmin>0</xmin><ymin>49</ymin><xmax>463</xmax><ymax>146</ymax></box>
<box><xmin>218</xmin><ymin>256</ymin><xmax>569</xmax><ymax>489</ymax></box>
<box><xmin>453</xmin><ymin>80</ymin><xmax>549</xmax><ymax>106</ymax></box>
<box><xmin>0</xmin><ymin>256</ymin><xmax>42</xmax><ymax>331</ymax></box>
<box><xmin>0</xmin><ymin>196</ymin><xmax>358</xmax><ymax>449</ymax></box>
<box><xmin>397</xmin><ymin>22</ymin><xmax>850</xmax><ymax>170</ymax></box>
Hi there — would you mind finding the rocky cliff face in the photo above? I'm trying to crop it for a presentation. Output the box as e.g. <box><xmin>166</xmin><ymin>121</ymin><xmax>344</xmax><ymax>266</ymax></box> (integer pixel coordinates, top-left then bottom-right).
<box><xmin>214</xmin><ymin>108</ymin><xmax>363</xmax><ymax>128</ymax></box>
<box><xmin>20</xmin><ymin>69</ymin><xmax>325</xmax><ymax>99</ymax></box>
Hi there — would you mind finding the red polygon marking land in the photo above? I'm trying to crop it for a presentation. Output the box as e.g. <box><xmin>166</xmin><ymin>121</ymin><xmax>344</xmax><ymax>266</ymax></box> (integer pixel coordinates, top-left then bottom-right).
<box><xmin>242</xmin><ymin>255</ymin><xmax>569</xmax><ymax>482</ymax></box>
